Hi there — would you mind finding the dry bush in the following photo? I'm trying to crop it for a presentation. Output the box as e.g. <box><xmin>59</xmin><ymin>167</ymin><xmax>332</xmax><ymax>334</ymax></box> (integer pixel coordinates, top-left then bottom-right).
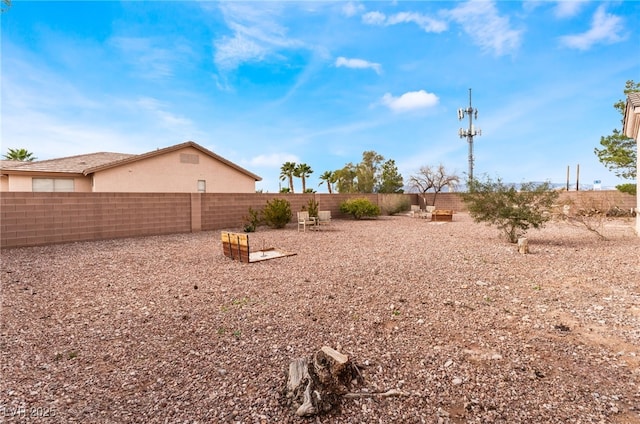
<box><xmin>553</xmin><ymin>193</ymin><xmax>633</xmax><ymax>240</ymax></box>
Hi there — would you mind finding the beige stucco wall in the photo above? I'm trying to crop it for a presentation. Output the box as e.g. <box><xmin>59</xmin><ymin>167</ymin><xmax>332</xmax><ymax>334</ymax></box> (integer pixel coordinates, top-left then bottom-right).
<box><xmin>92</xmin><ymin>146</ymin><xmax>256</xmax><ymax>193</ymax></box>
<box><xmin>1</xmin><ymin>174</ymin><xmax>92</xmax><ymax>192</ymax></box>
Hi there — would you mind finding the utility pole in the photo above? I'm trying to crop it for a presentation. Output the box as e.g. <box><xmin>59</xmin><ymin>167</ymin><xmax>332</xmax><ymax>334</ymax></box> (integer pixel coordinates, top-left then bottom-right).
<box><xmin>458</xmin><ymin>88</ymin><xmax>482</xmax><ymax>183</ymax></box>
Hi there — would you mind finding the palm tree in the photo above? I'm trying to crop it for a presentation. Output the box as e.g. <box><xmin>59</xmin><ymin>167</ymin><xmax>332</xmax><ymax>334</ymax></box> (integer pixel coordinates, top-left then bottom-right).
<box><xmin>279</xmin><ymin>161</ymin><xmax>297</xmax><ymax>193</ymax></box>
<box><xmin>318</xmin><ymin>170</ymin><xmax>335</xmax><ymax>194</ymax></box>
<box><xmin>295</xmin><ymin>163</ymin><xmax>313</xmax><ymax>193</ymax></box>
<box><xmin>3</xmin><ymin>148</ymin><xmax>37</xmax><ymax>161</ymax></box>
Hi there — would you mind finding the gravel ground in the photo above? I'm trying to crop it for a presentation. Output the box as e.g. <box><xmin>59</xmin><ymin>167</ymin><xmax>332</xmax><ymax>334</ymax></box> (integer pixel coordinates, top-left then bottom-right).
<box><xmin>1</xmin><ymin>213</ymin><xmax>639</xmax><ymax>423</ymax></box>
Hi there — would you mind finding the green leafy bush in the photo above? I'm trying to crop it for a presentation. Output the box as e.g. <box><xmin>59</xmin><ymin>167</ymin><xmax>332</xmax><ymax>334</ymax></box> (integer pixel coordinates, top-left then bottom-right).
<box><xmin>306</xmin><ymin>198</ymin><xmax>319</xmax><ymax>218</ymax></box>
<box><xmin>262</xmin><ymin>198</ymin><xmax>292</xmax><ymax>229</ymax></box>
<box><xmin>461</xmin><ymin>176</ymin><xmax>559</xmax><ymax>243</ymax></box>
<box><xmin>340</xmin><ymin>197</ymin><xmax>381</xmax><ymax>219</ymax></box>
<box><xmin>242</xmin><ymin>206</ymin><xmax>262</xmax><ymax>232</ymax></box>
<box><xmin>616</xmin><ymin>183</ymin><xmax>636</xmax><ymax>196</ymax></box>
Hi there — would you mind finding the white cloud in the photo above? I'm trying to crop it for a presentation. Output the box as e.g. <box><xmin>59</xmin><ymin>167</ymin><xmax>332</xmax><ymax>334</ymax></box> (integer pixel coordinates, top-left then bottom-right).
<box><xmin>362</xmin><ymin>11</ymin><xmax>386</xmax><ymax>25</ymax></box>
<box><xmin>553</xmin><ymin>0</ymin><xmax>588</xmax><ymax>18</ymax></box>
<box><xmin>135</xmin><ymin>97</ymin><xmax>193</xmax><ymax>128</ymax></box>
<box><xmin>342</xmin><ymin>2</ymin><xmax>365</xmax><ymax>18</ymax></box>
<box><xmin>386</xmin><ymin>11</ymin><xmax>448</xmax><ymax>33</ymax></box>
<box><xmin>380</xmin><ymin>90</ymin><xmax>439</xmax><ymax>112</ymax></box>
<box><xmin>362</xmin><ymin>10</ymin><xmax>447</xmax><ymax>33</ymax></box>
<box><xmin>447</xmin><ymin>1</ymin><xmax>522</xmax><ymax>56</ymax></box>
<box><xmin>214</xmin><ymin>34</ymin><xmax>268</xmax><ymax>71</ymax></box>
<box><xmin>109</xmin><ymin>36</ymin><xmax>191</xmax><ymax>79</ymax></box>
<box><xmin>559</xmin><ymin>5</ymin><xmax>625</xmax><ymax>50</ymax></box>
<box><xmin>213</xmin><ymin>3</ymin><xmax>304</xmax><ymax>72</ymax></box>
<box><xmin>335</xmin><ymin>56</ymin><xmax>381</xmax><ymax>74</ymax></box>
<box><xmin>248</xmin><ymin>153</ymin><xmax>299</xmax><ymax>167</ymax></box>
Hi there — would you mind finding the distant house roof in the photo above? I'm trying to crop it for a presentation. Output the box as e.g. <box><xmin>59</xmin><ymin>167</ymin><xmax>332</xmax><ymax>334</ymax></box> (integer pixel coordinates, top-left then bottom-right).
<box><xmin>0</xmin><ymin>141</ymin><xmax>262</xmax><ymax>181</ymax></box>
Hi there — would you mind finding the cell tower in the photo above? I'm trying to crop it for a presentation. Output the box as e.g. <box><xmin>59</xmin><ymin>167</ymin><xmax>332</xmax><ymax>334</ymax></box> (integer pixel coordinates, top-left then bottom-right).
<box><xmin>458</xmin><ymin>88</ymin><xmax>481</xmax><ymax>182</ymax></box>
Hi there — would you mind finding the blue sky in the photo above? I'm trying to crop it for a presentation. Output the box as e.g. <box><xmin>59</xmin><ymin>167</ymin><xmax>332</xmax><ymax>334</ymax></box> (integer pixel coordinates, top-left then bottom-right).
<box><xmin>1</xmin><ymin>1</ymin><xmax>638</xmax><ymax>192</ymax></box>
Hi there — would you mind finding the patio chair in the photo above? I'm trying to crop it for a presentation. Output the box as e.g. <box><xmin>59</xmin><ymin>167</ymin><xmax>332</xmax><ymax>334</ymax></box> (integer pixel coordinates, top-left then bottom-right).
<box><xmin>410</xmin><ymin>205</ymin><xmax>420</xmax><ymax>217</ymax></box>
<box><xmin>297</xmin><ymin>211</ymin><xmax>315</xmax><ymax>232</ymax></box>
<box><xmin>317</xmin><ymin>210</ymin><xmax>331</xmax><ymax>230</ymax></box>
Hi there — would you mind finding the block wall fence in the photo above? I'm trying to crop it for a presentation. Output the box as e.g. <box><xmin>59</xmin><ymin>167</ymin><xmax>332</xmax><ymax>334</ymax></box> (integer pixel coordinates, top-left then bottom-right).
<box><xmin>1</xmin><ymin>191</ymin><xmax>635</xmax><ymax>248</ymax></box>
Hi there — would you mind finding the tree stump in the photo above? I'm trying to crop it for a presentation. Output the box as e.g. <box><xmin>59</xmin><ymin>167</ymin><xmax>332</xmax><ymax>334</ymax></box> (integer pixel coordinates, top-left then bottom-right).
<box><xmin>284</xmin><ymin>346</ymin><xmax>360</xmax><ymax>417</ymax></box>
<box><xmin>517</xmin><ymin>237</ymin><xmax>529</xmax><ymax>254</ymax></box>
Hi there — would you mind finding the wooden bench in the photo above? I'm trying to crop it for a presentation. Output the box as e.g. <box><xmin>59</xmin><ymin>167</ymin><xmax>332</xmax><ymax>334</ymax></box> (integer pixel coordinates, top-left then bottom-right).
<box><xmin>431</xmin><ymin>210</ymin><xmax>454</xmax><ymax>222</ymax></box>
<box><xmin>221</xmin><ymin>232</ymin><xmax>250</xmax><ymax>263</ymax></box>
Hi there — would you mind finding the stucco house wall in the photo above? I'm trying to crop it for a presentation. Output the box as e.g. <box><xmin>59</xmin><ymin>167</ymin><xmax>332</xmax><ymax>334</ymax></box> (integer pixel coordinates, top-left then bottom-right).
<box><xmin>5</xmin><ymin>173</ymin><xmax>93</xmax><ymax>192</ymax></box>
<box><xmin>0</xmin><ymin>142</ymin><xmax>261</xmax><ymax>194</ymax></box>
<box><xmin>92</xmin><ymin>146</ymin><xmax>255</xmax><ymax>193</ymax></box>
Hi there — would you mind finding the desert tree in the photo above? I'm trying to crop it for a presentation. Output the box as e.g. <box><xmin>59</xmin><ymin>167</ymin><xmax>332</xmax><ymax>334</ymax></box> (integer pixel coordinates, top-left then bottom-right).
<box><xmin>408</xmin><ymin>164</ymin><xmax>459</xmax><ymax>206</ymax></box>
<box><xmin>334</xmin><ymin>163</ymin><xmax>357</xmax><ymax>193</ymax></box>
<box><xmin>356</xmin><ymin>150</ymin><xmax>384</xmax><ymax>193</ymax></box>
<box><xmin>377</xmin><ymin>159</ymin><xmax>404</xmax><ymax>193</ymax></box>
<box><xmin>461</xmin><ymin>176</ymin><xmax>559</xmax><ymax>243</ymax></box>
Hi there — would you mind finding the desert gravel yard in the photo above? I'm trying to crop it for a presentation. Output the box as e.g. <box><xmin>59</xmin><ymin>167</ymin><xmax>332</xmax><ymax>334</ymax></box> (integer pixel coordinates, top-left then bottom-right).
<box><xmin>1</xmin><ymin>213</ymin><xmax>639</xmax><ymax>423</ymax></box>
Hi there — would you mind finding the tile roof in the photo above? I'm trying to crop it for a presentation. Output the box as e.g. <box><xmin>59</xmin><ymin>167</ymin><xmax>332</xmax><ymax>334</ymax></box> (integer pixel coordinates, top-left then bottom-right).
<box><xmin>628</xmin><ymin>92</ymin><xmax>640</xmax><ymax>107</ymax></box>
<box><xmin>0</xmin><ymin>152</ymin><xmax>135</xmax><ymax>174</ymax></box>
<box><xmin>0</xmin><ymin>160</ymin><xmax>29</xmax><ymax>169</ymax></box>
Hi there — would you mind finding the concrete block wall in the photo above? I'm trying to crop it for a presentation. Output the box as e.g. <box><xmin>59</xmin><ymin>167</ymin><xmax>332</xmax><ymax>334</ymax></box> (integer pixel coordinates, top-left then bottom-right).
<box><xmin>200</xmin><ymin>193</ymin><xmax>380</xmax><ymax>231</ymax></box>
<box><xmin>1</xmin><ymin>192</ymin><xmax>191</xmax><ymax>248</ymax></box>
<box><xmin>418</xmin><ymin>191</ymin><xmax>636</xmax><ymax>213</ymax></box>
<box><xmin>416</xmin><ymin>193</ymin><xmax>466</xmax><ymax>211</ymax></box>
<box><xmin>1</xmin><ymin>190</ymin><xmax>635</xmax><ymax>248</ymax></box>
<box><xmin>557</xmin><ymin>190</ymin><xmax>636</xmax><ymax>212</ymax></box>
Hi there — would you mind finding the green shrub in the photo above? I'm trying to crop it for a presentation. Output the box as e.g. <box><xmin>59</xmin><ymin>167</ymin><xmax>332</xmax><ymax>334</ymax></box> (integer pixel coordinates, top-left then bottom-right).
<box><xmin>262</xmin><ymin>198</ymin><xmax>292</xmax><ymax>228</ymax></box>
<box><xmin>306</xmin><ymin>198</ymin><xmax>319</xmax><ymax>218</ymax></box>
<box><xmin>616</xmin><ymin>183</ymin><xmax>636</xmax><ymax>195</ymax></box>
<box><xmin>461</xmin><ymin>176</ymin><xmax>559</xmax><ymax>243</ymax></box>
<box><xmin>340</xmin><ymin>197</ymin><xmax>381</xmax><ymax>219</ymax></box>
<box><xmin>242</xmin><ymin>206</ymin><xmax>262</xmax><ymax>232</ymax></box>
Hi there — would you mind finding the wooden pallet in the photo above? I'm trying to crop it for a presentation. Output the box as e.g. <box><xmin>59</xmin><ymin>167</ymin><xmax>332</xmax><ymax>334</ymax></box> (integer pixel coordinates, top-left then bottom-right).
<box><xmin>431</xmin><ymin>210</ymin><xmax>453</xmax><ymax>222</ymax></box>
<box><xmin>221</xmin><ymin>232</ymin><xmax>296</xmax><ymax>263</ymax></box>
<box><xmin>221</xmin><ymin>232</ymin><xmax>250</xmax><ymax>263</ymax></box>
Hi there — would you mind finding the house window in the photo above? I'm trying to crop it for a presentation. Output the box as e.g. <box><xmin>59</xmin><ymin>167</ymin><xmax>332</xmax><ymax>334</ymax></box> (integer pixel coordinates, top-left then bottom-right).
<box><xmin>32</xmin><ymin>178</ymin><xmax>75</xmax><ymax>192</ymax></box>
<box><xmin>197</xmin><ymin>180</ymin><xmax>206</xmax><ymax>193</ymax></box>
